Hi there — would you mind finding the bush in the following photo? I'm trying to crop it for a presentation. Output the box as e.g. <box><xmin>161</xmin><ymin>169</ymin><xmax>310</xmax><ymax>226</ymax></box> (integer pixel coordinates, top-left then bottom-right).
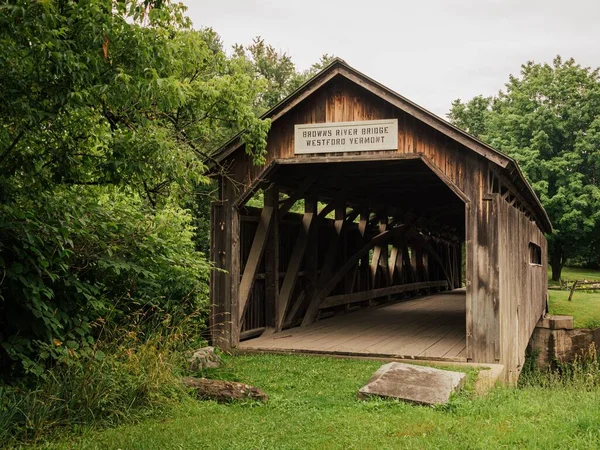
<box><xmin>520</xmin><ymin>345</ymin><xmax>600</xmax><ymax>389</ymax></box>
<box><xmin>0</xmin><ymin>326</ymin><xmax>190</xmax><ymax>446</ymax></box>
<box><xmin>0</xmin><ymin>187</ymin><xmax>210</xmax><ymax>380</ymax></box>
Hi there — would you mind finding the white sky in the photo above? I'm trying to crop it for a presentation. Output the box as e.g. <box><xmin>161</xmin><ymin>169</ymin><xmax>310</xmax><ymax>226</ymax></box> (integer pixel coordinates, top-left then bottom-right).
<box><xmin>182</xmin><ymin>0</ymin><xmax>600</xmax><ymax>117</ymax></box>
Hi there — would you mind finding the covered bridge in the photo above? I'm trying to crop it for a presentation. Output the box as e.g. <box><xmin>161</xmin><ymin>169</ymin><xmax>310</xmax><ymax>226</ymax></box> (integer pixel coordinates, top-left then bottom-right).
<box><xmin>208</xmin><ymin>59</ymin><xmax>551</xmax><ymax>382</ymax></box>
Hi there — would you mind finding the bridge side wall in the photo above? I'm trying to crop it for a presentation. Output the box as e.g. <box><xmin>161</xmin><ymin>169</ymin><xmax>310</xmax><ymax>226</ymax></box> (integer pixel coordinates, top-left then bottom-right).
<box><xmin>498</xmin><ymin>195</ymin><xmax>548</xmax><ymax>382</ymax></box>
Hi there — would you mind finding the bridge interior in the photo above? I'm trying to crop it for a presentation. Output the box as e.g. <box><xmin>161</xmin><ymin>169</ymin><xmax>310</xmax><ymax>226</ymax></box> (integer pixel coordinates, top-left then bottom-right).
<box><xmin>236</xmin><ymin>156</ymin><xmax>467</xmax><ymax>361</ymax></box>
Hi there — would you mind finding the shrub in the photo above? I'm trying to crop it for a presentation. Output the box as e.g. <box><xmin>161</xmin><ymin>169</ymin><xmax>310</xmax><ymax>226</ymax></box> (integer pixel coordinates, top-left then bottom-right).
<box><xmin>0</xmin><ymin>327</ymin><xmax>189</xmax><ymax>446</ymax></box>
<box><xmin>0</xmin><ymin>187</ymin><xmax>210</xmax><ymax>380</ymax></box>
<box><xmin>520</xmin><ymin>344</ymin><xmax>600</xmax><ymax>389</ymax></box>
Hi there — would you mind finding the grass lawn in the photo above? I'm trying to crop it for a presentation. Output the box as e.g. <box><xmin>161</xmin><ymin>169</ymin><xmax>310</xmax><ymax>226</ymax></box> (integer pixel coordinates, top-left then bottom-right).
<box><xmin>546</xmin><ymin>266</ymin><xmax>600</xmax><ymax>328</ymax></box>
<box><xmin>548</xmin><ymin>290</ymin><xmax>600</xmax><ymax>328</ymax></box>
<box><xmin>548</xmin><ymin>266</ymin><xmax>600</xmax><ymax>285</ymax></box>
<box><xmin>39</xmin><ymin>354</ymin><xmax>600</xmax><ymax>450</ymax></box>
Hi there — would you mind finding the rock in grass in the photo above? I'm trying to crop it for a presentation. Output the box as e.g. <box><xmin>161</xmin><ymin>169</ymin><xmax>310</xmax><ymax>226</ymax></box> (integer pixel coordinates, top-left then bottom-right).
<box><xmin>182</xmin><ymin>377</ymin><xmax>268</xmax><ymax>403</ymax></box>
<box><xmin>358</xmin><ymin>362</ymin><xmax>466</xmax><ymax>405</ymax></box>
<box><xmin>188</xmin><ymin>346</ymin><xmax>221</xmax><ymax>371</ymax></box>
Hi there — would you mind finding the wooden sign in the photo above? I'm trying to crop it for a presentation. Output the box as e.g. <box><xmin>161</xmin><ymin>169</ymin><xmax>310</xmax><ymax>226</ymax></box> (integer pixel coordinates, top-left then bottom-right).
<box><xmin>294</xmin><ymin>119</ymin><xmax>398</xmax><ymax>154</ymax></box>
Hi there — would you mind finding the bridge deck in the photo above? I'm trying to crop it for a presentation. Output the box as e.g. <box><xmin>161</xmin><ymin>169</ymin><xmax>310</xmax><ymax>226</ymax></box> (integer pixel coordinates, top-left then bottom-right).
<box><xmin>239</xmin><ymin>290</ymin><xmax>467</xmax><ymax>361</ymax></box>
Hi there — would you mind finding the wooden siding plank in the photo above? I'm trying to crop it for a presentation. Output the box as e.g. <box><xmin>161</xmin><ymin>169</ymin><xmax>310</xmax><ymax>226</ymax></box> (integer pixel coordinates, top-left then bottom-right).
<box><xmin>209</xmin><ymin>201</ymin><xmax>228</xmax><ymax>347</ymax></box>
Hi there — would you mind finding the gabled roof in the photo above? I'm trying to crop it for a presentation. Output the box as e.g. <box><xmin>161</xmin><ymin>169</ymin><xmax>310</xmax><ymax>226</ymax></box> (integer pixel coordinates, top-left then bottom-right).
<box><xmin>210</xmin><ymin>58</ymin><xmax>551</xmax><ymax>233</ymax></box>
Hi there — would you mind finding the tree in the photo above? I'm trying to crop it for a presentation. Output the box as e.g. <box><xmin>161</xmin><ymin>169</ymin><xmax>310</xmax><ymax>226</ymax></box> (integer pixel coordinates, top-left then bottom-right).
<box><xmin>0</xmin><ymin>0</ymin><xmax>271</xmax><ymax>378</ymax></box>
<box><xmin>448</xmin><ymin>57</ymin><xmax>600</xmax><ymax>281</ymax></box>
<box><xmin>234</xmin><ymin>37</ymin><xmax>336</xmax><ymax>113</ymax></box>
<box><xmin>0</xmin><ymin>1</ymin><xmax>271</xmax><ymax>203</ymax></box>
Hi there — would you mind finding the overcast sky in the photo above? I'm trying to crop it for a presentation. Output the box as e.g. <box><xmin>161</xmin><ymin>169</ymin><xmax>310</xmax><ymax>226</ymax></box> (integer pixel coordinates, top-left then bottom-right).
<box><xmin>182</xmin><ymin>0</ymin><xmax>599</xmax><ymax>117</ymax></box>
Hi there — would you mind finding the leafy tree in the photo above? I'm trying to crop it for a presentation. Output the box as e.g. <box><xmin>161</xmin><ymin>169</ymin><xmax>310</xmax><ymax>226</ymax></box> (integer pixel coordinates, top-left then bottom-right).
<box><xmin>234</xmin><ymin>37</ymin><xmax>336</xmax><ymax>113</ymax></box>
<box><xmin>0</xmin><ymin>0</ymin><xmax>270</xmax><ymax>203</ymax></box>
<box><xmin>0</xmin><ymin>0</ymin><xmax>270</xmax><ymax>378</ymax></box>
<box><xmin>448</xmin><ymin>57</ymin><xmax>600</xmax><ymax>281</ymax></box>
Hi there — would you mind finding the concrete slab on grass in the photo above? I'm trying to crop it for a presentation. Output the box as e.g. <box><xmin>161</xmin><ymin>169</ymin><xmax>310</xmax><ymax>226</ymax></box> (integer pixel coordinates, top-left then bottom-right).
<box><xmin>358</xmin><ymin>362</ymin><xmax>466</xmax><ymax>405</ymax></box>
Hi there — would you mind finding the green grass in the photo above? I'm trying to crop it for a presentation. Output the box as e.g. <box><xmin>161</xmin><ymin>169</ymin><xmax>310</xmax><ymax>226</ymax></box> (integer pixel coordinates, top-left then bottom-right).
<box><xmin>546</xmin><ymin>265</ymin><xmax>600</xmax><ymax>328</ymax></box>
<box><xmin>37</xmin><ymin>354</ymin><xmax>600</xmax><ymax>450</ymax></box>
<box><xmin>548</xmin><ymin>290</ymin><xmax>600</xmax><ymax>328</ymax></box>
<box><xmin>548</xmin><ymin>266</ymin><xmax>600</xmax><ymax>285</ymax></box>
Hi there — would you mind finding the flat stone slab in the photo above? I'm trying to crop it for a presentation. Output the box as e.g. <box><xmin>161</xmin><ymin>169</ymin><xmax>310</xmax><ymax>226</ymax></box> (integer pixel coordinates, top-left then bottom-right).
<box><xmin>358</xmin><ymin>362</ymin><xmax>466</xmax><ymax>405</ymax></box>
<box><xmin>537</xmin><ymin>315</ymin><xmax>574</xmax><ymax>330</ymax></box>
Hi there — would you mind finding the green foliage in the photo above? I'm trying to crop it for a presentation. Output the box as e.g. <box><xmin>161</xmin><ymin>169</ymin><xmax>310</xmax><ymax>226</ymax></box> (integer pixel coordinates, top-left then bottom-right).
<box><xmin>0</xmin><ymin>3</ymin><xmax>341</xmax><ymax>442</ymax></box>
<box><xmin>520</xmin><ymin>344</ymin><xmax>600</xmax><ymax>389</ymax></box>
<box><xmin>0</xmin><ymin>0</ymin><xmax>277</xmax><ymax>380</ymax></box>
<box><xmin>0</xmin><ymin>0</ymin><xmax>270</xmax><ymax>202</ymax></box>
<box><xmin>0</xmin><ymin>187</ymin><xmax>209</xmax><ymax>378</ymax></box>
<box><xmin>234</xmin><ymin>37</ymin><xmax>336</xmax><ymax>113</ymax></box>
<box><xmin>0</xmin><ymin>327</ymin><xmax>189</xmax><ymax>446</ymax></box>
<box><xmin>448</xmin><ymin>57</ymin><xmax>600</xmax><ymax>280</ymax></box>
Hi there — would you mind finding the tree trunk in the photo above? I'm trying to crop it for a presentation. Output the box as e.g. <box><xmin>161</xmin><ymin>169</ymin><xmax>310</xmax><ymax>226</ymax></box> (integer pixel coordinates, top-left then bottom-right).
<box><xmin>182</xmin><ymin>377</ymin><xmax>268</xmax><ymax>403</ymax></box>
<box><xmin>549</xmin><ymin>245</ymin><xmax>564</xmax><ymax>282</ymax></box>
<box><xmin>551</xmin><ymin>263</ymin><xmax>562</xmax><ymax>282</ymax></box>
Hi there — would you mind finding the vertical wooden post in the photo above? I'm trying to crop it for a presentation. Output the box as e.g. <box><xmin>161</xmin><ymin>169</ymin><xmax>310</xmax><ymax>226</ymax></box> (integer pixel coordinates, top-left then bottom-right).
<box><xmin>301</xmin><ymin>196</ymin><xmax>319</xmax><ymax>321</ymax></box>
<box><xmin>416</xmin><ymin>241</ymin><xmax>425</xmax><ymax>283</ymax></box>
<box><xmin>393</xmin><ymin>237</ymin><xmax>406</xmax><ymax>285</ymax></box>
<box><xmin>209</xmin><ymin>200</ymin><xmax>228</xmax><ymax>348</ymax></box>
<box><xmin>402</xmin><ymin>240</ymin><xmax>417</xmax><ymax>283</ymax></box>
<box><xmin>467</xmin><ymin>194</ymin><xmax>500</xmax><ymax>364</ymax></box>
<box><xmin>379</xmin><ymin>215</ymin><xmax>390</xmax><ymax>287</ymax></box>
<box><xmin>388</xmin><ymin>240</ymin><xmax>399</xmax><ymax>285</ymax></box>
<box><xmin>370</xmin><ymin>213</ymin><xmax>388</xmax><ymax>290</ymax></box>
<box><xmin>264</xmin><ymin>186</ymin><xmax>279</xmax><ymax>330</ymax></box>
<box><xmin>422</xmin><ymin>249</ymin><xmax>430</xmax><ymax>282</ymax></box>
<box><xmin>457</xmin><ymin>241</ymin><xmax>463</xmax><ymax>288</ymax></box>
<box><xmin>465</xmin><ymin>202</ymin><xmax>474</xmax><ymax>362</ymax></box>
<box><xmin>342</xmin><ymin>206</ymin><xmax>349</xmax><ymax>311</ymax></box>
<box><xmin>209</xmin><ymin>177</ymin><xmax>239</xmax><ymax>349</ymax></box>
<box><xmin>230</xmin><ymin>199</ymin><xmax>241</xmax><ymax>346</ymax></box>
<box><xmin>447</xmin><ymin>241</ymin><xmax>453</xmax><ymax>288</ymax></box>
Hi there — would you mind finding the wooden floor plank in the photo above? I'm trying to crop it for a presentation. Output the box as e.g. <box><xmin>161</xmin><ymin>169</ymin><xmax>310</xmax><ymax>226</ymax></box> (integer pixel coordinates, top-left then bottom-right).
<box><xmin>379</xmin><ymin>318</ymin><xmax>458</xmax><ymax>356</ymax></box>
<box><xmin>444</xmin><ymin>339</ymin><xmax>468</xmax><ymax>358</ymax></box>
<box><xmin>362</xmin><ymin>301</ymin><xmax>460</xmax><ymax>353</ymax></box>
<box><xmin>238</xmin><ymin>289</ymin><xmax>467</xmax><ymax>362</ymax></box>
<box><xmin>423</xmin><ymin>327</ymin><xmax>466</xmax><ymax>358</ymax></box>
<box><xmin>334</xmin><ymin>309</ymin><xmax>437</xmax><ymax>352</ymax></box>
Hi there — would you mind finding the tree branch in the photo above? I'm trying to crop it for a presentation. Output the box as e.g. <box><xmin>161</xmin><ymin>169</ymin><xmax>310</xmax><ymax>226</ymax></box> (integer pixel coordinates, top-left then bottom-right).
<box><xmin>0</xmin><ymin>129</ymin><xmax>25</xmax><ymax>166</ymax></box>
<box><xmin>143</xmin><ymin>179</ymin><xmax>157</xmax><ymax>208</ymax></box>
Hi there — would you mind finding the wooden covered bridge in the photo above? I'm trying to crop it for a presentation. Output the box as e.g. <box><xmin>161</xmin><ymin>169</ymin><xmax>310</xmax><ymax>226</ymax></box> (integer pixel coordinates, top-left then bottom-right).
<box><xmin>208</xmin><ymin>59</ymin><xmax>551</xmax><ymax>382</ymax></box>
